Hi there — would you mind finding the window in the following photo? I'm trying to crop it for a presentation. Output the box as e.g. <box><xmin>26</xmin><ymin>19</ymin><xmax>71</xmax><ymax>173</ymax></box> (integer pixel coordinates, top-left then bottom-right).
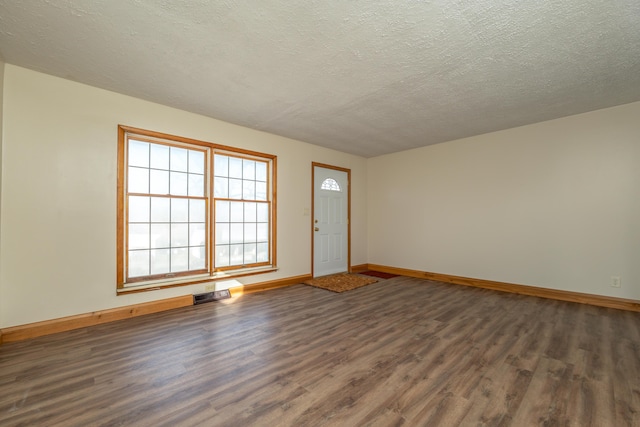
<box><xmin>320</xmin><ymin>178</ymin><xmax>341</xmax><ymax>191</ymax></box>
<box><xmin>117</xmin><ymin>126</ymin><xmax>276</xmax><ymax>290</ymax></box>
<box><xmin>213</xmin><ymin>155</ymin><xmax>270</xmax><ymax>269</ymax></box>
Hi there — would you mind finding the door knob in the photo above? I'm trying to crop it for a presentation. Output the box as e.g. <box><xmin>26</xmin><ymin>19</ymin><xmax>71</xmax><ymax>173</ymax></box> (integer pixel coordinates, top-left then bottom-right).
<box><xmin>314</xmin><ymin>227</ymin><xmax>319</xmax><ymax>231</ymax></box>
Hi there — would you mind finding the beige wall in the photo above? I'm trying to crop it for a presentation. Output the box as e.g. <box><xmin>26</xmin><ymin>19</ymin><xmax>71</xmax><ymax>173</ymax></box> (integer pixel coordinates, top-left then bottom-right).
<box><xmin>368</xmin><ymin>101</ymin><xmax>640</xmax><ymax>299</ymax></box>
<box><xmin>0</xmin><ymin>65</ymin><xmax>368</xmax><ymax>327</ymax></box>
<box><xmin>0</xmin><ymin>59</ymin><xmax>4</xmax><ymax>327</ymax></box>
<box><xmin>2</xmin><ymin>63</ymin><xmax>639</xmax><ymax>329</ymax></box>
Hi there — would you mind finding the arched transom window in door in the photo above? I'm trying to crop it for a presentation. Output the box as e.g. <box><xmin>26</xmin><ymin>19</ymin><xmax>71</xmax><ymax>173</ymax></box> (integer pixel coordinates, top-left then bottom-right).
<box><xmin>320</xmin><ymin>178</ymin><xmax>341</xmax><ymax>192</ymax></box>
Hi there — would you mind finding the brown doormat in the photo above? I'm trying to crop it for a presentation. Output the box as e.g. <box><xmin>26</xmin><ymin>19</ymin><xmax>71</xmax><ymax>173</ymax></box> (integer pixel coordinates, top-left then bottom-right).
<box><xmin>303</xmin><ymin>273</ymin><xmax>378</xmax><ymax>293</ymax></box>
<box><xmin>360</xmin><ymin>270</ymin><xmax>399</xmax><ymax>279</ymax></box>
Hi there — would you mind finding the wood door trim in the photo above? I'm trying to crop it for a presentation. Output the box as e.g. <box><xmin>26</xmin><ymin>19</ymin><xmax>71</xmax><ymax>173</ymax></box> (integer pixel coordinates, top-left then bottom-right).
<box><xmin>311</xmin><ymin>163</ymin><xmax>352</xmax><ymax>277</ymax></box>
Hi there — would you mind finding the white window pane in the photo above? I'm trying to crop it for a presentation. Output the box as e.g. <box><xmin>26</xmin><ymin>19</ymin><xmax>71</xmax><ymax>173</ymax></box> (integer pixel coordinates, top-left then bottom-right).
<box><xmin>150</xmin><ymin>249</ymin><xmax>170</xmax><ymax>274</ymax></box>
<box><xmin>229</xmin><ymin>157</ymin><xmax>242</xmax><ymax>178</ymax></box>
<box><xmin>216</xmin><ymin>201</ymin><xmax>229</xmax><ymax>222</ymax></box>
<box><xmin>230</xmin><ymin>223</ymin><xmax>243</xmax><ymax>244</ymax></box>
<box><xmin>244</xmin><ymin>223</ymin><xmax>257</xmax><ymax>243</ymax></box>
<box><xmin>129</xmin><ymin>224</ymin><xmax>150</xmax><ymax>250</ymax></box>
<box><xmin>244</xmin><ymin>243</ymin><xmax>256</xmax><ymax>264</ymax></box>
<box><xmin>189</xmin><ymin>150</ymin><xmax>205</xmax><ymax>174</ymax></box>
<box><xmin>128</xmin><ymin>140</ymin><xmax>149</xmax><ymax>167</ymax></box>
<box><xmin>257</xmin><ymin>242</ymin><xmax>269</xmax><ymax>262</ymax></box>
<box><xmin>216</xmin><ymin>245</ymin><xmax>229</xmax><ymax>267</ymax></box>
<box><xmin>190</xmin><ymin>199</ymin><xmax>206</xmax><ymax>223</ymax></box>
<box><xmin>170</xmin><ymin>147</ymin><xmax>188</xmax><ymax>172</ymax></box>
<box><xmin>189</xmin><ymin>150</ymin><xmax>204</xmax><ymax>175</ymax></box>
<box><xmin>171</xmin><ymin>223</ymin><xmax>189</xmax><ymax>247</ymax></box>
<box><xmin>150</xmin><ymin>224</ymin><xmax>170</xmax><ymax>248</ymax></box>
<box><xmin>216</xmin><ymin>223</ymin><xmax>230</xmax><ymax>244</ymax></box>
<box><xmin>214</xmin><ymin>177</ymin><xmax>228</xmax><ymax>198</ymax></box>
<box><xmin>229</xmin><ymin>178</ymin><xmax>242</xmax><ymax>199</ymax></box>
<box><xmin>256</xmin><ymin>182</ymin><xmax>267</xmax><ymax>201</ymax></box>
<box><xmin>151</xmin><ymin>197</ymin><xmax>170</xmax><ymax>222</ymax></box>
<box><xmin>243</xmin><ymin>160</ymin><xmax>255</xmax><ymax>180</ymax></box>
<box><xmin>170</xmin><ymin>171</ymin><xmax>188</xmax><ymax>196</ymax></box>
<box><xmin>171</xmin><ymin>247</ymin><xmax>189</xmax><ymax>272</ymax></box>
<box><xmin>244</xmin><ymin>202</ymin><xmax>256</xmax><ymax>222</ymax></box>
<box><xmin>189</xmin><ymin>246</ymin><xmax>206</xmax><ymax>270</ymax></box>
<box><xmin>243</xmin><ymin>180</ymin><xmax>255</xmax><ymax>200</ymax></box>
<box><xmin>171</xmin><ymin>199</ymin><xmax>189</xmax><ymax>222</ymax></box>
<box><xmin>128</xmin><ymin>167</ymin><xmax>149</xmax><ymax>193</ymax></box>
<box><xmin>257</xmin><ymin>223</ymin><xmax>269</xmax><ymax>241</ymax></box>
<box><xmin>230</xmin><ymin>202</ymin><xmax>244</xmax><ymax>222</ymax></box>
<box><xmin>214</xmin><ymin>155</ymin><xmax>228</xmax><ymax>177</ymax></box>
<box><xmin>150</xmin><ymin>143</ymin><xmax>169</xmax><ymax>170</ymax></box>
<box><xmin>255</xmin><ymin>162</ymin><xmax>267</xmax><ymax>182</ymax></box>
<box><xmin>150</xmin><ymin>169</ymin><xmax>169</xmax><ymax>194</ymax></box>
<box><xmin>321</xmin><ymin>178</ymin><xmax>341</xmax><ymax>191</ymax></box>
<box><xmin>230</xmin><ymin>244</ymin><xmax>244</xmax><ymax>265</ymax></box>
<box><xmin>190</xmin><ymin>223</ymin><xmax>206</xmax><ymax>246</ymax></box>
<box><xmin>128</xmin><ymin>250</ymin><xmax>150</xmax><ymax>277</ymax></box>
<box><xmin>128</xmin><ymin>196</ymin><xmax>150</xmax><ymax>223</ymax></box>
<box><xmin>257</xmin><ymin>203</ymin><xmax>269</xmax><ymax>222</ymax></box>
<box><xmin>188</xmin><ymin>173</ymin><xmax>204</xmax><ymax>197</ymax></box>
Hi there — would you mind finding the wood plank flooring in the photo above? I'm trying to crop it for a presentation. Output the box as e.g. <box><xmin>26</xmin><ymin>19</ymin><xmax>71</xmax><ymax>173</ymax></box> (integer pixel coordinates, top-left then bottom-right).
<box><xmin>1</xmin><ymin>276</ymin><xmax>639</xmax><ymax>426</ymax></box>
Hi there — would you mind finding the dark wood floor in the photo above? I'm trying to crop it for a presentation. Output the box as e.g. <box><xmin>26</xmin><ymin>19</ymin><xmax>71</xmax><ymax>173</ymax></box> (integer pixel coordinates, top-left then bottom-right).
<box><xmin>1</xmin><ymin>276</ymin><xmax>639</xmax><ymax>426</ymax></box>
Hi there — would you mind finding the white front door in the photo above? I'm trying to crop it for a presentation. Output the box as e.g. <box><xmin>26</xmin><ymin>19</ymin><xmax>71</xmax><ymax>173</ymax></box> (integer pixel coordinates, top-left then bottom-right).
<box><xmin>313</xmin><ymin>165</ymin><xmax>349</xmax><ymax>277</ymax></box>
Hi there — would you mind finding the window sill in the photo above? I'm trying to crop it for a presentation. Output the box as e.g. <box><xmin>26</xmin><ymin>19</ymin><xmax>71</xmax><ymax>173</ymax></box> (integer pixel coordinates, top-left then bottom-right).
<box><xmin>117</xmin><ymin>266</ymin><xmax>278</xmax><ymax>294</ymax></box>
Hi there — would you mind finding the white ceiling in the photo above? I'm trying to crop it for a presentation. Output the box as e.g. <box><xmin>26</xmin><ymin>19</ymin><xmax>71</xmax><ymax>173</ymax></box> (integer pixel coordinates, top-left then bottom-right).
<box><xmin>1</xmin><ymin>1</ymin><xmax>639</xmax><ymax>157</ymax></box>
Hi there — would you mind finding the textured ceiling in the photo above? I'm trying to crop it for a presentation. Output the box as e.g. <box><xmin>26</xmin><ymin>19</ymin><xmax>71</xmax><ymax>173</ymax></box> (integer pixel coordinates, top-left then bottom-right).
<box><xmin>1</xmin><ymin>1</ymin><xmax>639</xmax><ymax>157</ymax></box>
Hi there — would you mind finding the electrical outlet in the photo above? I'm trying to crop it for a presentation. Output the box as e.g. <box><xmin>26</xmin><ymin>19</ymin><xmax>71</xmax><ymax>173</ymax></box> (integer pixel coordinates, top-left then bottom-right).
<box><xmin>610</xmin><ymin>276</ymin><xmax>621</xmax><ymax>288</ymax></box>
<box><xmin>204</xmin><ymin>283</ymin><xmax>216</xmax><ymax>292</ymax></box>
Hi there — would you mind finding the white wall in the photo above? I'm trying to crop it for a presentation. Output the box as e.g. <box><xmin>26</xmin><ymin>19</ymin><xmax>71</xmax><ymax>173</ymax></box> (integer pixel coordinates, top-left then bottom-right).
<box><xmin>0</xmin><ymin>65</ymin><xmax>368</xmax><ymax>328</ymax></box>
<box><xmin>368</xmin><ymin>101</ymin><xmax>640</xmax><ymax>299</ymax></box>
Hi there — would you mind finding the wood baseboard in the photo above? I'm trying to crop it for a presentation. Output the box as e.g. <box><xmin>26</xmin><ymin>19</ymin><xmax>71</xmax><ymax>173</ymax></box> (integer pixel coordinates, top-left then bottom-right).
<box><xmin>7</xmin><ymin>267</ymin><xmax>634</xmax><ymax>345</ymax></box>
<box><xmin>367</xmin><ymin>264</ymin><xmax>640</xmax><ymax>312</ymax></box>
<box><xmin>350</xmin><ymin>264</ymin><xmax>369</xmax><ymax>273</ymax></box>
<box><xmin>0</xmin><ymin>274</ymin><xmax>310</xmax><ymax>344</ymax></box>
<box><xmin>0</xmin><ymin>295</ymin><xmax>194</xmax><ymax>344</ymax></box>
<box><xmin>229</xmin><ymin>274</ymin><xmax>311</xmax><ymax>296</ymax></box>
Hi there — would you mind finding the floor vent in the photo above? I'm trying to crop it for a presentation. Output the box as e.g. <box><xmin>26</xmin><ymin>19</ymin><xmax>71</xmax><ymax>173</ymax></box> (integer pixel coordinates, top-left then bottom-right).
<box><xmin>193</xmin><ymin>290</ymin><xmax>231</xmax><ymax>305</ymax></box>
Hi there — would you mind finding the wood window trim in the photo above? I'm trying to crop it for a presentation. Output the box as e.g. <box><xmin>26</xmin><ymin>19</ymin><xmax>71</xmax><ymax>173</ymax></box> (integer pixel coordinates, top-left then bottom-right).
<box><xmin>117</xmin><ymin>125</ymin><xmax>277</xmax><ymax>292</ymax></box>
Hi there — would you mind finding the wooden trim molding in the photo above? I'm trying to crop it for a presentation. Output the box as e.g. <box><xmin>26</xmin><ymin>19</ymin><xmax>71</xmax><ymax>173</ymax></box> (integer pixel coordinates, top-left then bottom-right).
<box><xmin>229</xmin><ymin>274</ymin><xmax>311</xmax><ymax>297</ymax></box>
<box><xmin>0</xmin><ymin>295</ymin><xmax>193</xmax><ymax>344</ymax></box>
<box><xmin>117</xmin><ymin>125</ymin><xmax>278</xmax><ymax>290</ymax></box>
<box><xmin>367</xmin><ymin>264</ymin><xmax>640</xmax><ymax>312</ymax></box>
<box><xmin>350</xmin><ymin>264</ymin><xmax>369</xmax><ymax>274</ymax></box>
<box><xmin>1</xmin><ymin>275</ymin><xmax>310</xmax><ymax>344</ymax></box>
